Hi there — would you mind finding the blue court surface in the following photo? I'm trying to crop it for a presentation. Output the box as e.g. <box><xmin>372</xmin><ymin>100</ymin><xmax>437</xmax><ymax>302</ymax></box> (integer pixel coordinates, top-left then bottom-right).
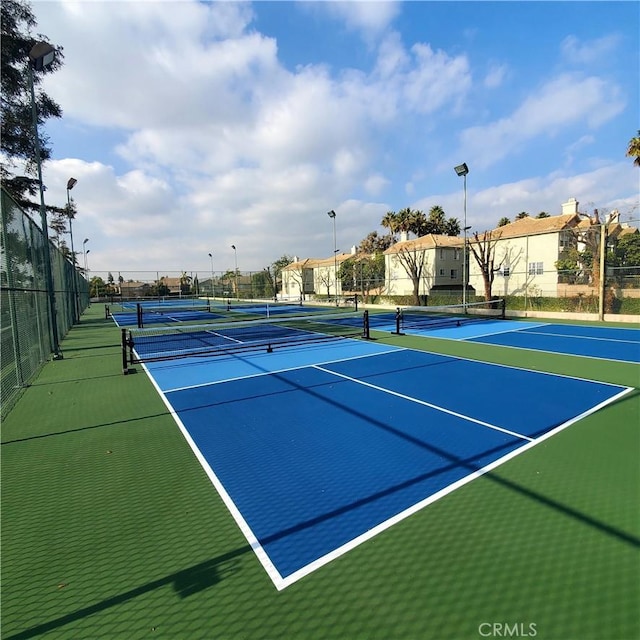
<box><xmin>141</xmin><ymin>336</ymin><xmax>632</xmax><ymax>590</ymax></box>
<box><xmin>112</xmin><ymin>301</ymin><xmax>341</xmax><ymax>327</ymax></box>
<box><xmin>370</xmin><ymin>314</ymin><xmax>640</xmax><ymax>363</ymax></box>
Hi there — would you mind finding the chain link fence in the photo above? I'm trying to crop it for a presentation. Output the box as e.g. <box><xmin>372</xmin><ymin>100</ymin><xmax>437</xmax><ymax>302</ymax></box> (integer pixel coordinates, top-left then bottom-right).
<box><xmin>1</xmin><ymin>188</ymin><xmax>89</xmax><ymax>418</ymax></box>
<box><xmin>84</xmin><ymin>265</ymin><xmax>640</xmax><ymax>316</ymax></box>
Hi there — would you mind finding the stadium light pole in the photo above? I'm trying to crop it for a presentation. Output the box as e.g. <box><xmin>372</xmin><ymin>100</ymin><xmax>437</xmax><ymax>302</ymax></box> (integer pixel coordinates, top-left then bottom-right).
<box><xmin>208</xmin><ymin>252</ymin><xmax>214</xmax><ymax>299</ymax></box>
<box><xmin>82</xmin><ymin>238</ymin><xmax>89</xmax><ymax>273</ymax></box>
<box><xmin>454</xmin><ymin>163</ymin><xmax>469</xmax><ymax>310</ymax></box>
<box><xmin>29</xmin><ymin>42</ymin><xmax>62</xmax><ymax>358</ymax></box>
<box><xmin>327</xmin><ymin>210</ymin><xmax>338</xmax><ymax>306</ymax></box>
<box><xmin>85</xmin><ymin>249</ymin><xmax>91</xmax><ymax>298</ymax></box>
<box><xmin>231</xmin><ymin>245</ymin><xmax>238</xmax><ymax>299</ymax></box>
<box><xmin>66</xmin><ymin>177</ymin><xmax>79</xmax><ymax>322</ymax></box>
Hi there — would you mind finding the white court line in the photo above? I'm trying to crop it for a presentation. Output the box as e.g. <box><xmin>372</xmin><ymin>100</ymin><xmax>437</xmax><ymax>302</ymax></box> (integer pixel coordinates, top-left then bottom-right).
<box><xmin>460</xmin><ymin>339</ymin><xmax>640</xmax><ymax>366</ymax></box>
<box><xmin>139</xmin><ymin>361</ymin><xmax>287</xmax><ymax>591</ymax></box>
<box><xmin>522</xmin><ymin>329</ymin><xmax>640</xmax><ymax>345</ymax></box>
<box><xmin>451</xmin><ymin>322</ymin><xmax>550</xmax><ymax>341</ymax></box>
<box><xmin>276</xmin><ymin>384</ymin><xmax>634</xmax><ymax>590</ymax></box>
<box><xmin>141</xmin><ymin>353</ymin><xmax>634</xmax><ymax>591</ymax></box>
<box><xmin>312</xmin><ymin>365</ymin><xmax>534</xmax><ymax>442</ymax></box>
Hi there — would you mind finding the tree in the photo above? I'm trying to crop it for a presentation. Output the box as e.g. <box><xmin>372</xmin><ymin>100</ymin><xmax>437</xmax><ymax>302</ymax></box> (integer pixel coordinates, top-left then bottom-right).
<box><xmin>392</xmin><ymin>245</ymin><xmax>428</xmax><ymax>305</ymax></box>
<box><xmin>614</xmin><ymin>233</ymin><xmax>640</xmax><ymax>266</ymax></box>
<box><xmin>89</xmin><ymin>275</ymin><xmax>105</xmax><ymax>298</ymax></box>
<box><xmin>339</xmin><ymin>253</ymin><xmax>386</xmax><ymax>302</ymax></box>
<box><xmin>270</xmin><ymin>254</ymin><xmax>294</xmax><ymax>295</ymax></box>
<box><xmin>555</xmin><ymin>248</ymin><xmax>582</xmax><ymax>284</ymax></box>
<box><xmin>179</xmin><ymin>271</ymin><xmax>192</xmax><ymax>295</ymax></box>
<box><xmin>424</xmin><ymin>205</ymin><xmax>457</xmax><ymax>235</ymax></box>
<box><xmin>468</xmin><ymin>230</ymin><xmax>503</xmax><ymax>301</ymax></box>
<box><xmin>381</xmin><ymin>210</ymin><xmax>399</xmax><ymax>236</ymax></box>
<box><xmin>252</xmin><ymin>270</ymin><xmax>274</xmax><ymax>299</ymax></box>
<box><xmin>626</xmin><ymin>130</ymin><xmax>640</xmax><ymax>167</ymax></box>
<box><xmin>380</xmin><ymin>206</ymin><xmax>459</xmax><ymax>239</ymax></box>
<box><xmin>1</xmin><ymin>0</ymin><xmax>64</xmax><ymax>212</ymax></box>
<box><xmin>498</xmin><ymin>217</ymin><xmax>511</xmax><ymax>227</ymax></box>
<box><xmin>358</xmin><ymin>231</ymin><xmax>395</xmax><ymax>254</ymax></box>
<box><xmin>515</xmin><ymin>212</ymin><xmax>530</xmax><ymax>220</ymax></box>
<box><xmin>536</xmin><ymin>211</ymin><xmax>550</xmax><ymax>219</ymax></box>
<box><xmin>155</xmin><ymin>279</ymin><xmax>170</xmax><ymax>297</ymax></box>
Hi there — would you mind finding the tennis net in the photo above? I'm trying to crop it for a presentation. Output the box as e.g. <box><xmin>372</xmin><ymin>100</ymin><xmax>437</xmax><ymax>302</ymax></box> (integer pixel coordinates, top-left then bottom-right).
<box><xmin>135</xmin><ymin>301</ymin><xmax>212</xmax><ymax>327</ymax></box>
<box><xmin>121</xmin><ymin>311</ymin><xmax>369</xmax><ymax>370</ymax></box>
<box><xmin>392</xmin><ymin>299</ymin><xmax>505</xmax><ymax>333</ymax></box>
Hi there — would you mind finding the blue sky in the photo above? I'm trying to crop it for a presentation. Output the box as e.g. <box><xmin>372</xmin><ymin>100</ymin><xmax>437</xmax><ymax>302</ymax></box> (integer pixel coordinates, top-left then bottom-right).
<box><xmin>31</xmin><ymin>1</ymin><xmax>639</xmax><ymax>277</ymax></box>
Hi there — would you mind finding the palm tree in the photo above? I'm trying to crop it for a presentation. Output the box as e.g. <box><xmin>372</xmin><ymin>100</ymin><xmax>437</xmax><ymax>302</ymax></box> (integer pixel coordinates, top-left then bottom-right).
<box><xmin>381</xmin><ymin>210</ymin><xmax>398</xmax><ymax>236</ymax></box>
<box><xmin>627</xmin><ymin>131</ymin><xmax>640</xmax><ymax>167</ymax></box>
<box><xmin>428</xmin><ymin>205</ymin><xmax>446</xmax><ymax>229</ymax></box>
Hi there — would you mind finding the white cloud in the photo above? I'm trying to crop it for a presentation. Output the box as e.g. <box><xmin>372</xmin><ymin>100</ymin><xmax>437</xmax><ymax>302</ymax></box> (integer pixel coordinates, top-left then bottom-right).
<box><xmin>28</xmin><ymin>2</ymin><xmax>636</xmax><ymax>275</ymax></box>
<box><xmin>364</xmin><ymin>174</ymin><xmax>390</xmax><ymax>196</ymax></box>
<box><xmin>484</xmin><ymin>63</ymin><xmax>508</xmax><ymax>89</ymax></box>
<box><xmin>320</xmin><ymin>1</ymin><xmax>401</xmax><ymax>38</ymax></box>
<box><xmin>456</xmin><ymin>73</ymin><xmax>625</xmax><ymax>169</ymax></box>
<box><xmin>468</xmin><ymin>162</ymin><xmax>638</xmax><ymax>231</ymax></box>
<box><xmin>560</xmin><ymin>34</ymin><xmax>621</xmax><ymax>65</ymax></box>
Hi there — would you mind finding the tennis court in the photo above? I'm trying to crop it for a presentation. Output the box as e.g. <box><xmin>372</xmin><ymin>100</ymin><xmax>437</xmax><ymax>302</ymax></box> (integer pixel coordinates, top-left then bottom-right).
<box><xmin>368</xmin><ymin>303</ymin><xmax>640</xmax><ymax>363</ymax></box>
<box><xmin>110</xmin><ymin>299</ymin><xmax>349</xmax><ymax>328</ymax></box>
<box><xmin>134</xmin><ymin>314</ymin><xmax>632</xmax><ymax>590</ymax></box>
<box><xmin>2</xmin><ymin>302</ymin><xmax>639</xmax><ymax>640</ymax></box>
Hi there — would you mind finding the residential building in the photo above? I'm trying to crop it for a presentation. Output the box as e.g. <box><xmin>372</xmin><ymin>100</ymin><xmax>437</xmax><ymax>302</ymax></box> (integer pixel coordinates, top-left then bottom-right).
<box><xmin>383</xmin><ymin>234</ymin><xmax>465</xmax><ymax>298</ymax></box>
<box><xmin>468</xmin><ymin>198</ymin><xmax>637</xmax><ymax>299</ymax></box>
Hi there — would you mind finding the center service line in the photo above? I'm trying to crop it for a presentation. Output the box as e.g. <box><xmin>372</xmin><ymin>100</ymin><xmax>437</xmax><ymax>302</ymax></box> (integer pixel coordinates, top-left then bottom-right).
<box><xmin>312</xmin><ymin>365</ymin><xmax>534</xmax><ymax>442</ymax></box>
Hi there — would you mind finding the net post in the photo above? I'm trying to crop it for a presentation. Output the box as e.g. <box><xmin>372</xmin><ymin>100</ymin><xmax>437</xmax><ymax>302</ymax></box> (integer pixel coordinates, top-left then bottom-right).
<box><xmin>105</xmin><ymin>304</ymin><xmax>110</xmax><ymax>319</ymax></box>
<box><xmin>121</xmin><ymin>328</ymin><xmax>130</xmax><ymax>374</ymax></box>
<box><xmin>391</xmin><ymin>307</ymin><xmax>404</xmax><ymax>335</ymax></box>
<box><xmin>363</xmin><ymin>310</ymin><xmax>370</xmax><ymax>339</ymax></box>
<box><xmin>500</xmin><ymin>298</ymin><xmax>506</xmax><ymax>319</ymax></box>
<box><xmin>354</xmin><ymin>294</ymin><xmax>358</xmax><ymax>312</ymax></box>
<box><xmin>137</xmin><ymin>303</ymin><xmax>144</xmax><ymax>329</ymax></box>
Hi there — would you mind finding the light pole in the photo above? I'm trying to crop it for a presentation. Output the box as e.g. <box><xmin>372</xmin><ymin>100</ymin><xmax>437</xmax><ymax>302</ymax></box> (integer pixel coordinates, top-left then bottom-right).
<box><xmin>231</xmin><ymin>244</ymin><xmax>238</xmax><ymax>299</ymax></box>
<box><xmin>82</xmin><ymin>238</ymin><xmax>89</xmax><ymax>269</ymax></box>
<box><xmin>208</xmin><ymin>252</ymin><xmax>214</xmax><ymax>299</ymax></box>
<box><xmin>454</xmin><ymin>163</ymin><xmax>469</xmax><ymax>310</ymax></box>
<box><xmin>327</xmin><ymin>210</ymin><xmax>338</xmax><ymax>306</ymax></box>
<box><xmin>85</xmin><ymin>249</ymin><xmax>91</xmax><ymax>297</ymax></box>
<box><xmin>29</xmin><ymin>42</ymin><xmax>62</xmax><ymax>358</ymax></box>
<box><xmin>66</xmin><ymin>177</ymin><xmax>79</xmax><ymax>322</ymax></box>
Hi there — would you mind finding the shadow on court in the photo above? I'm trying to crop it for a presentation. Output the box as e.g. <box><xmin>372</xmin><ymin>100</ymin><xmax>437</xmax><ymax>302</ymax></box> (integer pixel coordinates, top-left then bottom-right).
<box><xmin>3</xmin><ymin>546</ymin><xmax>252</xmax><ymax>640</ymax></box>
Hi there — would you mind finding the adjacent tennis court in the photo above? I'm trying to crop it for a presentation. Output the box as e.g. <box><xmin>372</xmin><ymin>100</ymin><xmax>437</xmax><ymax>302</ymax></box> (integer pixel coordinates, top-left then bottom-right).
<box><xmin>134</xmin><ymin>315</ymin><xmax>632</xmax><ymax>590</ymax></box>
<box><xmin>367</xmin><ymin>302</ymin><xmax>640</xmax><ymax>363</ymax></box>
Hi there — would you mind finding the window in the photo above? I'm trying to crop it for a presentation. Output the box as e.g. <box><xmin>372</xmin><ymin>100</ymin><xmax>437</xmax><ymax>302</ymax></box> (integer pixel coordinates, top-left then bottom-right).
<box><xmin>559</xmin><ymin>231</ymin><xmax>573</xmax><ymax>249</ymax></box>
<box><xmin>439</xmin><ymin>248</ymin><xmax>446</xmax><ymax>259</ymax></box>
<box><xmin>450</xmin><ymin>269</ymin><xmax>458</xmax><ymax>279</ymax></box>
<box><xmin>439</xmin><ymin>268</ymin><xmax>445</xmax><ymax>277</ymax></box>
<box><xmin>528</xmin><ymin>262</ymin><xmax>543</xmax><ymax>275</ymax></box>
<box><xmin>501</xmin><ymin>266</ymin><xmax>510</xmax><ymax>277</ymax></box>
<box><xmin>454</xmin><ymin>248</ymin><xmax>462</xmax><ymax>260</ymax></box>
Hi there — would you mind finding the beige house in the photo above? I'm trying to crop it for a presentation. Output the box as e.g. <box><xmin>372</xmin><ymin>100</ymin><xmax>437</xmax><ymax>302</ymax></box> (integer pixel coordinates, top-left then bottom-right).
<box><xmin>280</xmin><ymin>258</ymin><xmax>322</xmax><ymax>300</ymax></box>
<box><xmin>469</xmin><ymin>213</ymin><xmax>582</xmax><ymax>299</ymax></box>
<box><xmin>280</xmin><ymin>252</ymin><xmax>359</xmax><ymax>300</ymax></box>
<box><xmin>468</xmin><ymin>198</ymin><xmax>637</xmax><ymax>298</ymax></box>
<box><xmin>383</xmin><ymin>234</ymin><xmax>465</xmax><ymax>298</ymax></box>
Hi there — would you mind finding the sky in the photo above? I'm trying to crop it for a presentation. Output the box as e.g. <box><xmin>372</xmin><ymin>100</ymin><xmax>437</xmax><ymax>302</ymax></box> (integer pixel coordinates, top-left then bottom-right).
<box><xmin>28</xmin><ymin>0</ymin><xmax>640</xmax><ymax>279</ymax></box>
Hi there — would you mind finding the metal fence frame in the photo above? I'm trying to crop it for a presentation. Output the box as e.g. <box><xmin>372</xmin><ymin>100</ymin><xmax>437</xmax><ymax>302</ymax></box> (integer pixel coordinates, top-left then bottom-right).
<box><xmin>1</xmin><ymin>188</ymin><xmax>89</xmax><ymax>418</ymax></box>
